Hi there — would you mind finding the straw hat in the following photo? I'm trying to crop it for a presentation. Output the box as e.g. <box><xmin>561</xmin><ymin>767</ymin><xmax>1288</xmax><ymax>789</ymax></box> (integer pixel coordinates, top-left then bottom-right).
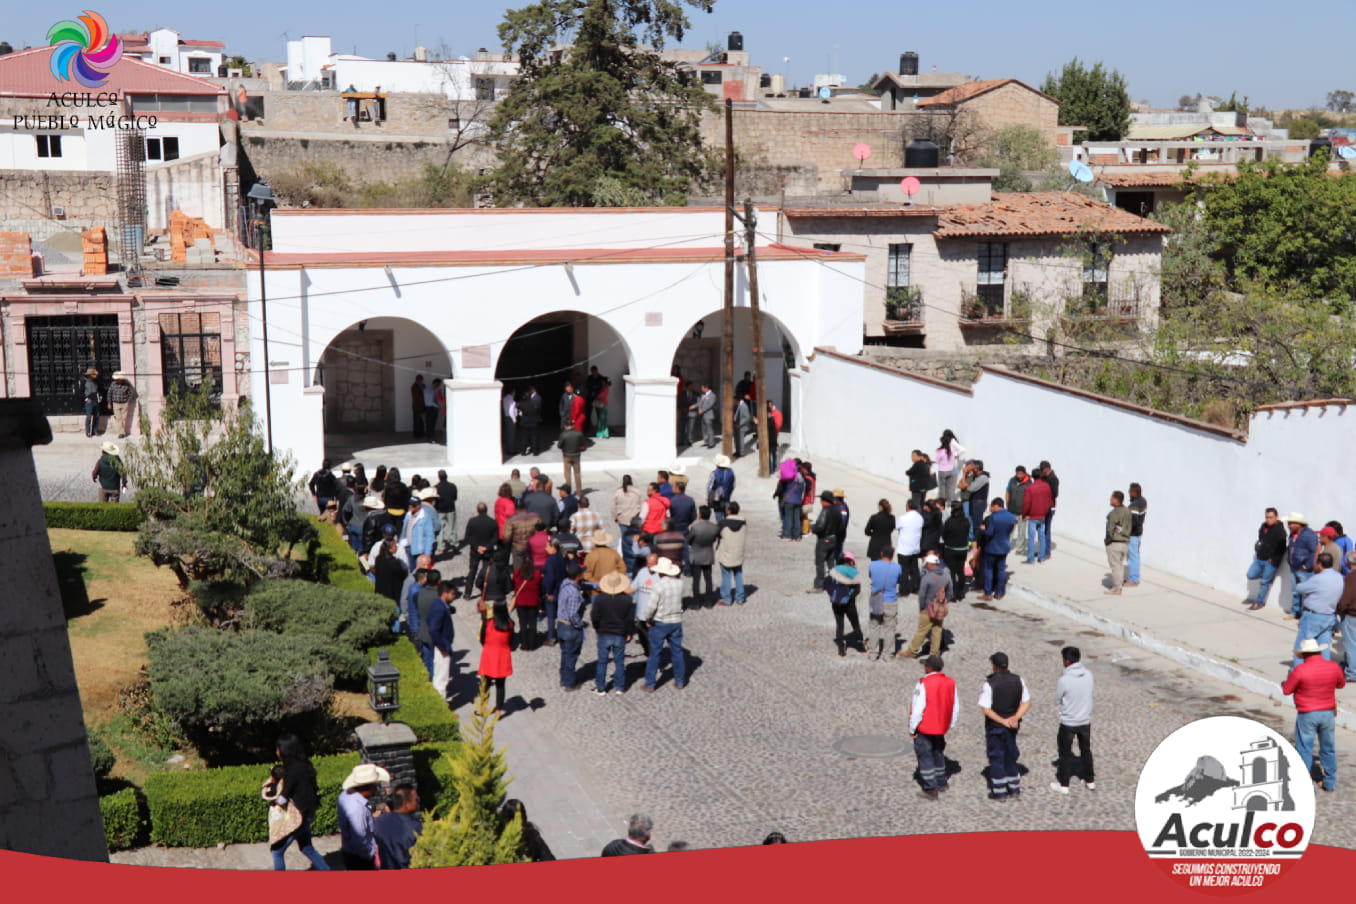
<box><xmin>100</xmin><ymin>441</ymin><xmax>120</xmax><ymax>455</ymax></box>
<box><xmin>598</xmin><ymin>572</ymin><xmax>634</xmax><ymax>595</ymax></box>
<box><xmin>654</xmin><ymin>558</ymin><xmax>681</xmax><ymax>577</ymax></box>
<box><xmin>591</xmin><ymin>528</ymin><xmax>615</xmax><ymax>547</ymax></box>
<box><xmin>417</xmin><ymin>487</ymin><xmax>439</xmax><ymax>501</ymax></box>
<box><xmin>112</xmin><ymin>371</ymin><xmax>127</xmax><ymax>381</ymax></box>
<box><xmin>1283</xmin><ymin>512</ymin><xmax>1308</xmax><ymax>526</ymax></box>
<box><xmin>1296</xmin><ymin>638</ymin><xmax>1328</xmax><ymax>655</ymax></box>
<box><xmin>669</xmin><ymin>464</ymin><xmax>687</xmax><ymax>478</ymax></box>
<box><xmin>340</xmin><ymin>461</ymin><xmax>355</xmax><ymax>473</ymax></box>
<box><xmin>833</xmin><ymin>488</ymin><xmax>845</xmax><ymax>499</ymax></box>
<box><xmin>362</xmin><ymin>494</ymin><xmax>384</xmax><ymax>509</ymax></box>
<box><xmin>713</xmin><ymin>453</ymin><xmax>731</xmax><ymax>468</ymax></box>
<box><xmin>341</xmin><ymin>763</ymin><xmax>390</xmax><ymax>791</ymax></box>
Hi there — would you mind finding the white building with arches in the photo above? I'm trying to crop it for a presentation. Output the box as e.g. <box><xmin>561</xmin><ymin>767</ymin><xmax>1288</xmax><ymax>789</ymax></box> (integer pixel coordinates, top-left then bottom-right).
<box><xmin>248</xmin><ymin>207</ymin><xmax>864</xmax><ymax>472</ymax></box>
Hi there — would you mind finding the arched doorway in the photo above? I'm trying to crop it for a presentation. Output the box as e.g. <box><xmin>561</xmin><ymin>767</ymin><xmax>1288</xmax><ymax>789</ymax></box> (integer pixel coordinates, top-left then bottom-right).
<box><xmin>495</xmin><ymin>312</ymin><xmax>632</xmax><ymax>461</ymax></box>
<box><xmin>670</xmin><ymin>309</ymin><xmax>800</xmax><ymax>449</ymax></box>
<box><xmin>318</xmin><ymin>316</ymin><xmax>453</xmax><ymax>446</ymax></box>
<box><xmin>1244</xmin><ymin>795</ymin><xmax>1269</xmax><ymax>811</ymax></box>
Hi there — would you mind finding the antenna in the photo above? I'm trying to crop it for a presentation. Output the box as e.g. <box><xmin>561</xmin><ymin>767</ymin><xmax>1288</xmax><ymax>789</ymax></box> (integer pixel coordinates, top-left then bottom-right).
<box><xmin>1068</xmin><ymin>160</ymin><xmax>1095</xmax><ymax>183</ymax></box>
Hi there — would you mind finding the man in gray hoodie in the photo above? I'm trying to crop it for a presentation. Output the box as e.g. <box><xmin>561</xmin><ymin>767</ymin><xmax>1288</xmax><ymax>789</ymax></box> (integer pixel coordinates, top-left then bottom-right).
<box><xmin>1051</xmin><ymin>645</ymin><xmax>1095</xmax><ymax>793</ymax></box>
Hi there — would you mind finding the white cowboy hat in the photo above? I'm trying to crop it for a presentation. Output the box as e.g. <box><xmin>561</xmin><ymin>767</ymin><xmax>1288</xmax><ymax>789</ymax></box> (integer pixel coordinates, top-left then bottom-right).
<box><xmin>713</xmin><ymin>453</ymin><xmax>731</xmax><ymax>468</ymax></box>
<box><xmin>1283</xmin><ymin>512</ymin><xmax>1308</xmax><ymax>525</ymax></box>
<box><xmin>591</xmin><ymin>528</ymin><xmax>615</xmax><ymax>548</ymax></box>
<box><xmin>417</xmin><ymin>487</ymin><xmax>439</xmax><ymax>501</ymax></box>
<box><xmin>362</xmin><ymin>494</ymin><xmax>385</xmax><ymax>509</ymax></box>
<box><xmin>100</xmin><ymin>441</ymin><xmax>120</xmax><ymax>455</ymax></box>
<box><xmin>112</xmin><ymin>371</ymin><xmax>127</xmax><ymax>380</ymax></box>
<box><xmin>1296</xmin><ymin>638</ymin><xmax>1328</xmax><ymax>654</ymax></box>
<box><xmin>341</xmin><ymin>763</ymin><xmax>390</xmax><ymax>791</ymax></box>
<box><xmin>340</xmin><ymin>461</ymin><xmax>355</xmax><ymax>472</ymax></box>
<box><xmin>654</xmin><ymin>558</ymin><xmax>681</xmax><ymax>577</ymax></box>
<box><xmin>669</xmin><ymin>464</ymin><xmax>687</xmax><ymax>478</ymax></box>
<box><xmin>598</xmin><ymin>571</ymin><xmax>634</xmax><ymax>595</ymax></box>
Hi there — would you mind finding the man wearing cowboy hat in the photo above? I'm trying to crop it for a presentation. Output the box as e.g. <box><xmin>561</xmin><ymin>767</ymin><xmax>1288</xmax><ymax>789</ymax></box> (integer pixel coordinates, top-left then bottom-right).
<box><xmin>338</xmin><ymin>762</ymin><xmax>390</xmax><ymax>869</ymax></box>
<box><xmin>639</xmin><ymin>558</ymin><xmax>687</xmax><ymax>690</ymax></box>
<box><xmin>591</xmin><ymin>570</ymin><xmax>636</xmax><ymax>695</ymax></box>
<box><xmin>402</xmin><ymin>487</ymin><xmax>439</xmax><ymax>569</ymax></box>
<box><xmin>707</xmin><ymin>454</ymin><xmax>736</xmax><ymax>522</ymax></box>
<box><xmin>357</xmin><ymin>493</ymin><xmax>388</xmax><ymax>567</ymax></box>
<box><xmin>81</xmin><ymin>367</ymin><xmax>102</xmax><ymax>437</ymax></box>
<box><xmin>582</xmin><ymin>527</ymin><xmax>625</xmax><ymax>584</ymax></box>
<box><xmin>1283</xmin><ymin>637</ymin><xmax>1345</xmax><ymax>792</ymax></box>
<box><xmin>108</xmin><ymin>371</ymin><xmax>137</xmax><ymax>439</ymax></box>
<box><xmin>91</xmin><ymin>441</ymin><xmax>127</xmax><ymax>503</ymax></box>
<box><xmin>1286</xmin><ymin>512</ymin><xmax>1320</xmax><ymax>620</ymax></box>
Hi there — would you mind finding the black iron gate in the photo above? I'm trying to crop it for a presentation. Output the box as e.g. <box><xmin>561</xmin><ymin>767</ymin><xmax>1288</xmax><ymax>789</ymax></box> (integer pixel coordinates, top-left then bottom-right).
<box><xmin>26</xmin><ymin>315</ymin><xmax>121</xmax><ymax>415</ymax></box>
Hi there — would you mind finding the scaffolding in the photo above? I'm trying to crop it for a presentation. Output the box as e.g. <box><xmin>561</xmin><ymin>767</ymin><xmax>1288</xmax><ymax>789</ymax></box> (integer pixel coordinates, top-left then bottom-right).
<box><xmin>114</xmin><ymin>128</ymin><xmax>147</xmax><ymax>275</ymax></box>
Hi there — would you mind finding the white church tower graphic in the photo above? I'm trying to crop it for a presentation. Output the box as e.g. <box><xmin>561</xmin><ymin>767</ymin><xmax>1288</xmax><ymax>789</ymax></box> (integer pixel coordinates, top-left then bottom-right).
<box><xmin>1232</xmin><ymin>737</ymin><xmax>1293</xmax><ymax>811</ymax></box>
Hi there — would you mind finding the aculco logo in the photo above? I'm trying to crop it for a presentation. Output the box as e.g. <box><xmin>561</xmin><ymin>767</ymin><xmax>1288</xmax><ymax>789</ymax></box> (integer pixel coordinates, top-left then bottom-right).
<box><xmin>1135</xmin><ymin>716</ymin><xmax>1314</xmax><ymax>894</ymax></box>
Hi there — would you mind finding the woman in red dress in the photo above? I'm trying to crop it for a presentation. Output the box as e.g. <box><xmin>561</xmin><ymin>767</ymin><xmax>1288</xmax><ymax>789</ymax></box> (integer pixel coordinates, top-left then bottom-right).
<box><xmin>512</xmin><ymin>564</ymin><xmax>542</xmax><ymax>651</ymax></box>
<box><xmin>494</xmin><ymin>483</ymin><xmax>515</xmax><ymax>539</ymax></box>
<box><xmin>570</xmin><ymin>391</ymin><xmax>586</xmax><ymax>432</ymax></box>
<box><xmin>478</xmin><ymin>600</ymin><xmax>515</xmax><ymax>713</ymax></box>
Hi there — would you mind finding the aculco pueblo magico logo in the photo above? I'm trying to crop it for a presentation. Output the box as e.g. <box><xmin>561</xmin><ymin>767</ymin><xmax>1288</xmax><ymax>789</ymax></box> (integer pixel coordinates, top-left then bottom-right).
<box><xmin>47</xmin><ymin>10</ymin><xmax>122</xmax><ymax>88</ymax></box>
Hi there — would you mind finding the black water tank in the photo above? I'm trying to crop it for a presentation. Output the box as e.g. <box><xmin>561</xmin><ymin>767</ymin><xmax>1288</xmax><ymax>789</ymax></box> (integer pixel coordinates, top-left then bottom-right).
<box><xmin>760</xmin><ymin>73</ymin><xmax>771</xmax><ymax>88</ymax></box>
<box><xmin>905</xmin><ymin>138</ymin><xmax>940</xmax><ymax>168</ymax></box>
<box><xmin>798</xmin><ymin>86</ymin><xmax>811</xmax><ymax>98</ymax></box>
<box><xmin>1309</xmin><ymin>138</ymin><xmax>1333</xmax><ymax>158</ymax></box>
<box><xmin>900</xmin><ymin>51</ymin><xmax>918</xmax><ymax>76</ymax></box>
<box><xmin>728</xmin><ymin>31</ymin><xmax>743</xmax><ymax>51</ymax></box>
<box><xmin>0</xmin><ymin>41</ymin><xmax>13</xmax><ymax>56</ymax></box>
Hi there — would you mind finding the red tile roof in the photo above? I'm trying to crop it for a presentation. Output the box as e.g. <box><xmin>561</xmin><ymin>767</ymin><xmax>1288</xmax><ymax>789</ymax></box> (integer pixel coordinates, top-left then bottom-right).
<box><xmin>916</xmin><ymin>78</ymin><xmax>1057</xmax><ymax>108</ymax></box>
<box><xmin>1094</xmin><ymin>166</ymin><xmax>1237</xmax><ymax>188</ymax></box>
<box><xmin>259</xmin><ymin>245</ymin><xmax>866</xmax><ymax>269</ymax></box>
<box><xmin>0</xmin><ymin>46</ymin><xmax>224</xmax><ymax>97</ymax></box>
<box><xmin>181</xmin><ymin>40</ymin><xmax>226</xmax><ymax>49</ymax></box>
<box><xmin>934</xmin><ymin>192</ymin><xmax>1171</xmax><ymax>238</ymax></box>
<box><xmin>782</xmin><ymin>205</ymin><xmax>942</xmax><ymax>218</ymax></box>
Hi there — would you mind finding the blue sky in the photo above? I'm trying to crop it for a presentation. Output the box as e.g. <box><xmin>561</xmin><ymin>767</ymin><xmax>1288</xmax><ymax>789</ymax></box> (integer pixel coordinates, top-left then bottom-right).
<box><xmin>9</xmin><ymin>0</ymin><xmax>1352</xmax><ymax>111</ymax></box>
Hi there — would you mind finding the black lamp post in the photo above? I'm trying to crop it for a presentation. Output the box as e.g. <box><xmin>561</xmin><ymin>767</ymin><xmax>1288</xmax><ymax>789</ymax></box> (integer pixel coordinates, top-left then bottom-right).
<box><xmin>367</xmin><ymin>648</ymin><xmax>401</xmax><ymax>723</ymax></box>
<box><xmin>246</xmin><ymin>180</ymin><xmax>275</xmax><ymax>454</ymax></box>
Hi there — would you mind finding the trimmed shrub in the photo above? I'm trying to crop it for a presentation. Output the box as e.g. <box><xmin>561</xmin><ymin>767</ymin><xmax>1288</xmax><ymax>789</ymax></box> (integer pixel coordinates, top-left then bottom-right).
<box><xmin>100</xmin><ymin>786</ymin><xmax>146</xmax><ymax>851</ymax></box>
<box><xmin>145</xmin><ymin>743</ymin><xmax>457</xmax><ymax>847</ymax></box>
<box><xmin>87</xmin><ymin>731</ymin><xmax>116</xmax><ymax>784</ymax></box>
<box><xmin>45</xmin><ymin>501</ymin><xmax>144</xmax><ymax>532</ymax></box>
<box><xmin>304</xmin><ymin>515</ymin><xmax>373</xmax><ymax>593</ymax></box>
<box><xmin>384</xmin><ymin>637</ymin><xmax>459</xmax><ymax>743</ymax></box>
<box><xmin>145</xmin><ymin>627</ymin><xmax>333</xmax><ymax>749</ymax></box>
<box><xmin>243</xmin><ymin>581</ymin><xmax>392</xmax><ymax>684</ymax></box>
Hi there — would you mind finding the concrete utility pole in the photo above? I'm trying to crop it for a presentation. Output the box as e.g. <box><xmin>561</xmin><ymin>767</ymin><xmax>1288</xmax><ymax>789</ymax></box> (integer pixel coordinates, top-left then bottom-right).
<box><xmin>743</xmin><ymin>198</ymin><xmax>771</xmax><ymax>478</ymax></box>
<box><xmin>721</xmin><ymin>98</ymin><xmax>735</xmax><ymax>456</ymax></box>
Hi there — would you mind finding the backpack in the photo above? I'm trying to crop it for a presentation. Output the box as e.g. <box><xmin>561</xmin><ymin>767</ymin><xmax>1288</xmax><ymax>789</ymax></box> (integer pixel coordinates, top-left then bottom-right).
<box><xmin>827</xmin><ymin>575</ymin><xmax>857</xmax><ymax>607</ymax></box>
<box><xmin>926</xmin><ymin>585</ymin><xmax>950</xmax><ymax>622</ymax></box>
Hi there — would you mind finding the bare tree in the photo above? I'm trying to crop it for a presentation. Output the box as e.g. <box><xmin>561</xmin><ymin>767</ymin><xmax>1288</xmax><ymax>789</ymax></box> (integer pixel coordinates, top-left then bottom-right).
<box><xmin>428</xmin><ymin>43</ymin><xmax>514</xmax><ymax>175</ymax></box>
<box><xmin>1328</xmin><ymin>89</ymin><xmax>1355</xmax><ymax>114</ymax></box>
<box><xmin>901</xmin><ymin>106</ymin><xmax>987</xmax><ymax>165</ymax></box>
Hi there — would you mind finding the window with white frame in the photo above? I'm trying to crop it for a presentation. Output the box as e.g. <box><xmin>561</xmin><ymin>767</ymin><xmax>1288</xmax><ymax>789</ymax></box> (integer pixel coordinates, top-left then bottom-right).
<box><xmin>35</xmin><ymin>134</ymin><xmax>63</xmax><ymax>158</ymax></box>
<box><xmin>1082</xmin><ymin>241</ymin><xmax>1111</xmax><ymax>310</ymax></box>
<box><xmin>975</xmin><ymin>241</ymin><xmax>1007</xmax><ymax>315</ymax></box>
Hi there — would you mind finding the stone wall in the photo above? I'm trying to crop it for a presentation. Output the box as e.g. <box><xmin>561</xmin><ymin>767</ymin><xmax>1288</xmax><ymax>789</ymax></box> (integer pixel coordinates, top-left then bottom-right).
<box><xmin>248</xmin><ymin>90</ymin><xmax>470</xmax><ymax>138</ymax></box>
<box><xmin>0</xmin><ymin>401</ymin><xmax>107</xmax><ymax>861</ymax></box>
<box><xmin>240</xmin><ymin>134</ymin><xmax>466</xmax><ymax>184</ymax></box>
<box><xmin>955</xmin><ymin>82</ymin><xmax>1059</xmax><ymax>150</ymax></box>
<box><xmin>0</xmin><ymin>170</ymin><xmax>117</xmax><ymax>224</ymax></box>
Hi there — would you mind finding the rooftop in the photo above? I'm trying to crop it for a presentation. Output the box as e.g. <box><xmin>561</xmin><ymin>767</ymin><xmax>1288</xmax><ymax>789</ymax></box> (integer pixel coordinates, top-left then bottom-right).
<box><xmin>1093</xmin><ymin>165</ymin><xmax>1238</xmax><ymax>188</ymax></box>
<box><xmin>0</xmin><ymin>47</ymin><xmax>225</xmax><ymax>97</ymax></box>
<box><xmin>915</xmin><ymin>78</ymin><xmax>1057</xmax><ymax>108</ymax></box>
<box><xmin>257</xmin><ymin>244</ymin><xmax>866</xmax><ymax>270</ymax></box>
<box><xmin>935</xmin><ymin>192</ymin><xmax>1172</xmax><ymax>239</ymax></box>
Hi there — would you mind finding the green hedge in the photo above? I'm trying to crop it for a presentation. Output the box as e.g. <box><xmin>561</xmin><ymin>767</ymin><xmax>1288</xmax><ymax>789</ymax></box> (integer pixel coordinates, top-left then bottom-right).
<box><xmin>305</xmin><ymin>514</ymin><xmax>373</xmax><ymax>593</ymax></box>
<box><xmin>45</xmin><ymin>501</ymin><xmax>144</xmax><ymax>532</ymax></box>
<box><xmin>243</xmin><ymin>581</ymin><xmax>393</xmax><ymax>683</ymax></box>
<box><xmin>100</xmin><ymin>787</ymin><xmax>146</xmax><ymax>851</ymax></box>
<box><xmin>144</xmin><ymin>743</ymin><xmax>457</xmax><ymax>847</ymax></box>
<box><xmin>383</xmin><ymin>637</ymin><xmax>459</xmax><ymax>743</ymax></box>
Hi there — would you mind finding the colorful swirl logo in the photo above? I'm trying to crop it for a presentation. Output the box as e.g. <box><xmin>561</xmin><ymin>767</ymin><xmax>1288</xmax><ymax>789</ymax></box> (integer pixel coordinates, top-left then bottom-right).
<box><xmin>47</xmin><ymin>11</ymin><xmax>122</xmax><ymax>88</ymax></box>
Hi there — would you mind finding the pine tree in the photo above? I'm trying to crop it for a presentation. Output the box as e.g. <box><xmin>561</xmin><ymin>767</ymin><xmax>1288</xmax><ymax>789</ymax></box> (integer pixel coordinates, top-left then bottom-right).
<box><xmin>409</xmin><ymin>686</ymin><xmax>524</xmax><ymax>867</ymax></box>
<box><xmin>1040</xmin><ymin>58</ymin><xmax>1131</xmax><ymax>143</ymax></box>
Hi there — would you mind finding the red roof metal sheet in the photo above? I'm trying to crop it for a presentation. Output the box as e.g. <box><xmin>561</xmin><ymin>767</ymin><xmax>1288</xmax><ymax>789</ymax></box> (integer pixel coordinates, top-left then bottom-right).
<box><xmin>0</xmin><ymin>46</ymin><xmax>224</xmax><ymax>97</ymax></box>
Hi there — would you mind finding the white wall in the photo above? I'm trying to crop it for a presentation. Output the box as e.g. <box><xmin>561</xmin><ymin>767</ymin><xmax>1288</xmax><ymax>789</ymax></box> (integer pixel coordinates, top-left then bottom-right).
<box><xmin>328</xmin><ymin>57</ymin><xmax>516</xmax><ymax>100</ymax></box>
<box><xmin>0</xmin><ymin>130</ymin><xmax>89</xmax><ymax>170</ymax></box>
<box><xmin>799</xmin><ymin>351</ymin><xmax>1356</xmax><ymax>596</ymax></box>
<box><xmin>145</xmin><ymin>151</ymin><xmax>226</xmax><ymax>229</ymax></box>
<box><xmin>0</xmin><ymin>122</ymin><xmax>216</xmax><ymax>174</ymax></box>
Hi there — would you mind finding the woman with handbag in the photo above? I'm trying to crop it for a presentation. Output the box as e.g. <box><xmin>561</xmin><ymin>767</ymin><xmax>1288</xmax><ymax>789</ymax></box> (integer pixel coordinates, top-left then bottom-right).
<box><xmin>478</xmin><ymin>600</ymin><xmax>515</xmax><ymax>713</ymax></box>
<box><xmin>269</xmin><ymin>734</ymin><xmax>330</xmax><ymax>870</ymax></box>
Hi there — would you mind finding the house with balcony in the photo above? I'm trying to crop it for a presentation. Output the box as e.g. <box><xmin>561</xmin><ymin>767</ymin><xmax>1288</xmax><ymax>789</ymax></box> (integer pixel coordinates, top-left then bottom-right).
<box><xmin>779</xmin><ymin>176</ymin><xmax>1169</xmax><ymax>351</ymax></box>
<box><xmin>121</xmin><ymin>28</ymin><xmax>226</xmax><ymax>77</ymax></box>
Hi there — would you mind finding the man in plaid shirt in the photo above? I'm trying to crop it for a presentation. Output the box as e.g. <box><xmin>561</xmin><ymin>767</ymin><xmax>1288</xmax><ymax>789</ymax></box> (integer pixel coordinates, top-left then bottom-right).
<box><xmin>571</xmin><ymin>496</ymin><xmax>604</xmax><ymax>555</ymax></box>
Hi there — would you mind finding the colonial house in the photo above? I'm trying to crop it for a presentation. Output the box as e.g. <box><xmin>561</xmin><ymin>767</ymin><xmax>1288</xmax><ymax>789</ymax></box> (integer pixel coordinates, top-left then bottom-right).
<box><xmin>779</xmin><ymin>180</ymin><xmax>1169</xmax><ymax>351</ymax></box>
<box><xmin>120</xmin><ymin>28</ymin><xmax>226</xmax><ymax>77</ymax></box>
<box><xmin>914</xmin><ymin>78</ymin><xmax>1061</xmax><ymax>157</ymax></box>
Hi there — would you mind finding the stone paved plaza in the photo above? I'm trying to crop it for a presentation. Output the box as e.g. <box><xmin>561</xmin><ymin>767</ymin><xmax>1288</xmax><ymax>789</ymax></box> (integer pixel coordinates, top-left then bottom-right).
<box><xmin>45</xmin><ymin>432</ymin><xmax>1351</xmax><ymax>865</ymax></box>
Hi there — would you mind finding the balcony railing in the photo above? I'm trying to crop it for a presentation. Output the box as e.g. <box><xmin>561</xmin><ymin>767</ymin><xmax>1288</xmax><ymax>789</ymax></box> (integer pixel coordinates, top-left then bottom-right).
<box><xmin>883</xmin><ymin>286</ymin><xmax>924</xmax><ymax>334</ymax></box>
<box><xmin>959</xmin><ymin>286</ymin><xmax>1030</xmax><ymax>324</ymax></box>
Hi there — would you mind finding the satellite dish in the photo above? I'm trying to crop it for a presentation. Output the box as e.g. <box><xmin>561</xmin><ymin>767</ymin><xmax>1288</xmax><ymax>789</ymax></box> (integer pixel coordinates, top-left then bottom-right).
<box><xmin>853</xmin><ymin>143</ymin><xmax>872</xmax><ymax>163</ymax></box>
<box><xmin>818</xmin><ymin>86</ymin><xmax>832</xmax><ymax>99</ymax></box>
<box><xmin>1068</xmin><ymin>160</ymin><xmax>1095</xmax><ymax>183</ymax></box>
<box><xmin>900</xmin><ymin>176</ymin><xmax>921</xmax><ymax>196</ymax></box>
<box><xmin>1339</xmin><ymin>145</ymin><xmax>1356</xmax><ymax>160</ymax></box>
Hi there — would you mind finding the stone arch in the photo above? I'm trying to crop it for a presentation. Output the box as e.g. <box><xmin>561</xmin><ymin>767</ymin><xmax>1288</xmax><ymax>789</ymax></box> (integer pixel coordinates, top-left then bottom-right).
<box><xmin>317</xmin><ymin>316</ymin><xmax>453</xmax><ymax>437</ymax></box>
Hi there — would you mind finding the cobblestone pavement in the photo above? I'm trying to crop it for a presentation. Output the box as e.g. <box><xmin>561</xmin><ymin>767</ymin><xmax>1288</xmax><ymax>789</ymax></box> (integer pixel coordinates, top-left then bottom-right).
<box><xmin>41</xmin><ymin>434</ymin><xmax>1355</xmax><ymax>863</ymax></box>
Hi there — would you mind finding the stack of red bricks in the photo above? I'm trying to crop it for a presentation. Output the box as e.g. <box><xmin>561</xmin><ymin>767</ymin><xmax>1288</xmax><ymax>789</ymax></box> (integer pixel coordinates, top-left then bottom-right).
<box><xmin>0</xmin><ymin>232</ymin><xmax>34</xmax><ymax>278</ymax></box>
<box><xmin>169</xmin><ymin>210</ymin><xmax>214</xmax><ymax>264</ymax></box>
<box><xmin>82</xmin><ymin>226</ymin><xmax>108</xmax><ymax>276</ymax></box>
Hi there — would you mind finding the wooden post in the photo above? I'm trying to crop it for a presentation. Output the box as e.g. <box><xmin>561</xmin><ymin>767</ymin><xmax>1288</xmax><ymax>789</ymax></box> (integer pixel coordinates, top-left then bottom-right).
<box><xmin>744</xmin><ymin>198</ymin><xmax>771</xmax><ymax>478</ymax></box>
<box><xmin>721</xmin><ymin>98</ymin><xmax>735</xmax><ymax>456</ymax></box>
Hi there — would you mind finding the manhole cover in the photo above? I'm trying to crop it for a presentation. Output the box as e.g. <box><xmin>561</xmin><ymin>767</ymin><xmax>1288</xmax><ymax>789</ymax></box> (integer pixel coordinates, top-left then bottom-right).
<box><xmin>833</xmin><ymin>735</ymin><xmax>910</xmax><ymax>758</ymax></box>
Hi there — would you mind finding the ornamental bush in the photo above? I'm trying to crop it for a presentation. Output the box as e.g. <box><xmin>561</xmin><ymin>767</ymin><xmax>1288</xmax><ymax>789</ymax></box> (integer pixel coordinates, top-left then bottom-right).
<box><xmin>44</xmin><ymin>501</ymin><xmax>144</xmax><ymax>531</ymax></box>
<box><xmin>99</xmin><ymin>786</ymin><xmax>146</xmax><ymax>851</ymax></box>
<box><xmin>144</xmin><ymin>627</ymin><xmax>333</xmax><ymax>754</ymax></box>
<box><xmin>382</xmin><ymin>638</ymin><xmax>460</xmax><ymax>743</ymax></box>
<box><xmin>144</xmin><ymin>743</ymin><xmax>457</xmax><ymax>847</ymax></box>
<box><xmin>304</xmin><ymin>515</ymin><xmax>373</xmax><ymax>593</ymax></box>
<box><xmin>243</xmin><ymin>581</ymin><xmax>392</xmax><ymax>684</ymax></box>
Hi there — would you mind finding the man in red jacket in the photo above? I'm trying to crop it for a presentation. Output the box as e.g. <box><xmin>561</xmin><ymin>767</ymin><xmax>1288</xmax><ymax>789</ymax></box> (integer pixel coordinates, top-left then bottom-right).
<box><xmin>909</xmin><ymin>654</ymin><xmax>960</xmax><ymax>799</ymax></box>
<box><xmin>1282</xmin><ymin>637</ymin><xmax>1345</xmax><ymax>792</ymax></box>
<box><xmin>1022</xmin><ymin>468</ymin><xmax>1054</xmax><ymax>564</ymax></box>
